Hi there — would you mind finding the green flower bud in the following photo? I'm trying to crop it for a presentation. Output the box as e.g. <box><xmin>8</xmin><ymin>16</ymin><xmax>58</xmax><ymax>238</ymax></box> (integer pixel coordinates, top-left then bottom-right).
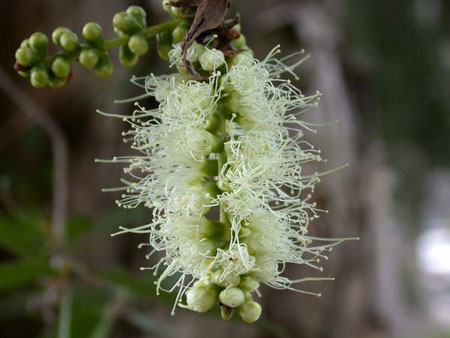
<box><xmin>113</xmin><ymin>12</ymin><xmax>141</xmax><ymax>35</ymax></box>
<box><xmin>49</xmin><ymin>76</ymin><xmax>66</xmax><ymax>89</ymax></box>
<box><xmin>186</xmin><ymin>282</ymin><xmax>218</xmax><ymax>313</ymax></box>
<box><xmin>30</xmin><ymin>67</ymin><xmax>49</xmax><ymax>88</ymax></box>
<box><xmin>128</xmin><ymin>33</ymin><xmax>148</xmax><ymax>56</ymax></box>
<box><xmin>20</xmin><ymin>39</ymin><xmax>30</xmax><ymax>48</ymax></box>
<box><xmin>156</xmin><ymin>31</ymin><xmax>173</xmax><ymax>60</ymax></box>
<box><xmin>232</xmin><ymin>24</ymin><xmax>241</xmax><ymax>33</ymax></box>
<box><xmin>60</xmin><ymin>32</ymin><xmax>79</xmax><ymax>52</ymax></box>
<box><xmin>239</xmin><ymin>300</ymin><xmax>262</xmax><ymax>323</ymax></box>
<box><xmin>232</xmin><ymin>34</ymin><xmax>247</xmax><ymax>49</ymax></box>
<box><xmin>15</xmin><ymin>47</ymin><xmax>36</xmax><ymax>66</ymax></box>
<box><xmin>240</xmin><ymin>277</ymin><xmax>259</xmax><ymax>292</ymax></box>
<box><xmin>219</xmin><ymin>287</ymin><xmax>245</xmax><ymax>308</ymax></box>
<box><xmin>119</xmin><ymin>45</ymin><xmax>138</xmax><ymax>67</ymax></box>
<box><xmin>162</xmin><ymin>0</ymin><xmax>172</xmax><ymax>13</ymax></box>
<box><xmin>127</xmin><ymin>5</ymin><xmax>147</xmax><ymax>27</ymax></box>
<box><xmin>52</xmin><ymin>27</ymin><xmax>71</xmax><ymax>45</ymax></box>
<box><xmin>95</xmin><ymin>54</ymin><xmax>114</xmax><ymax>78</ymax></box>
<box><xmin>29</xmin><ymin>32</ymin><xmax>49</xmax><ymax>58</ymax></box>
<box><xmin>172</xmin><ymin>21</ymin><xmax>189</xmax><ymax>43</ymax></box>
<box><xmin>79</xmin><ymin>48</ymin><xmax>100</xmax><ymax>68</ymax></box>
<box><xmin>51</xmin><ymin>57</ymin><xmax>71</xmax><ymax>78</ymax></box>
<box><xmin>82</xmin><ymin>22</ymin><xmax>102</xmax><ymax>42</ymax></box>
<box><xmin>170</xmin><ymin>6</ymin><xmax>183</xmax><ymax>18</ymax></box>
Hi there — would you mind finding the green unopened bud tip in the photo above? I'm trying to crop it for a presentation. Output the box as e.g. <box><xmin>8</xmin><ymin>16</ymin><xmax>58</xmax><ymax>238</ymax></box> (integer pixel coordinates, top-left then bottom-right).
<box><xmin>82</xmin><ymin>22</ymin><xmax>102</xmax><ymax>42</ymax></box>
<box><xmin>60</xmin><ymin>32</ymin><xmax>79</xmax><ymax>52</ymax></box>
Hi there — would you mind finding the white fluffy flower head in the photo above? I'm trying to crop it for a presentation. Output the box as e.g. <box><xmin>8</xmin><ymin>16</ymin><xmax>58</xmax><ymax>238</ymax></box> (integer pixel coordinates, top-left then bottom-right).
<box><xmin>101</xmin><ymin>43</ymin><xmax>355</xmax><ymax>321</ymax></box>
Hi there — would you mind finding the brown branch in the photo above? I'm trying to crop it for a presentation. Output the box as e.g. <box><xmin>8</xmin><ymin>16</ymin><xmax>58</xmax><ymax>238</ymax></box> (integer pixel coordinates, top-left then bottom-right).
<box><xmin>0</xmin><ymin>66</ymin><xmax>68</xmax><ymax>247</ymax></box>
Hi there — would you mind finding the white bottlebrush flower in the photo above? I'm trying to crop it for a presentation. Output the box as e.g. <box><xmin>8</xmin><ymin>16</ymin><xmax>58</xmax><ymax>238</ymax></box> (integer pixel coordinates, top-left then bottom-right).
<box><xmin>101</xmin><ymin>44</ymin><xmax>355</xmax><ymax>320</ymax></box>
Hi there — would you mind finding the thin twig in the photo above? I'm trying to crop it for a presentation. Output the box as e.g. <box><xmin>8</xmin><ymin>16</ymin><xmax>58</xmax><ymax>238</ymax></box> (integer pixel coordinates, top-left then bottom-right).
<box><xmin>0</xmin><ymin>66</ymin><xmax>68</xmax><ymax>246</ymax></box>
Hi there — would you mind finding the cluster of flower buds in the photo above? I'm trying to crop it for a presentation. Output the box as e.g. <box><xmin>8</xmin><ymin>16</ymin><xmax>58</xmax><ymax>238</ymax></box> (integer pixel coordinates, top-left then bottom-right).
<box><xmin>14</xmin><ymin>22</ymin><xmax>112</xmax><ymax>88</ymax></box>
<box><xmin>113</xmin><ymin>6</ymin><xmax>149</xmax><ymax>67</ymax></box>
<box><xmin>13</xmin><ymin>5</ymin><xmax>180</xmax><ymax>88</ymax></box>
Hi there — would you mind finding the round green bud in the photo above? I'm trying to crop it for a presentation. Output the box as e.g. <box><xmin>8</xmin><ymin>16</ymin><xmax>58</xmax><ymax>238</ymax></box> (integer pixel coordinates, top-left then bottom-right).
<box><xmin>51</xmin><ymin>57</ymin><xmax>71</xmax><ymax>78</ymax></box>
<box><xmin>95</xmin><ymin>54</ymin><xmax>114</xmax><ymax>78</ymax></box>
<box><xmin>156</xmin><ymin>31</ymin><xmax>173</xmax><ymax>60</ymax></box>
<box><xmin>127</xmin><ymin>5</ymin><xmax>146</xmax><ymax>27</ymax></box>
<box><xmin>128</xmin><ymin>33</ymin><xmax>148</xmax><ymax>56</ymax></box>
<box><xmin>240</xmin><ymin>277</ymin><xmax>259</xmax><ymax>292</ymax></box>
<box><xmin>219</xmin><ymin>287</ymin><xmax>246</xmax><ymax>308</ymax></box>
<box><xmin>170</xmin><ymin>6</ymin><xmax>183</xmax><ymax>18</ymax></box>
<box><xmin>172</xmin><ymin>22</ymin><xmax>189</xmax><ymax>43</ymax></box>
<box><xmin>113</xmin><ymin>12</ymin><xmax>141</xmax><ymax>35</ymax></box>
<box><xmin>20</xmin><ymin>39</ymin><xmax>30</xmax><ymax>48</ymax></box>
<box><xmin>30</xmin><ymin>67</ymin><xmax>49</xmax><ymax>88</ymax></box>
<box><xmin>119</xmin><ymin>45</ymin><xmax>138</xmax><ymax>67</ymax></box>
<box><xmin>52</xmin><ymin>27</ymin><xmax>71</xmax><ymax>45</ymax></box>
<box><xmin>239</xmin><ymin>300</ymin><xmax>262</xmax><ymax>323</ymax></box>
<box><xmin>162</xmin><ymin>0</ymin><xmax>171</xmax><ymax>13</ymax></box>
<box><xmin>29</xmin><ymin>32</ymin><xmax>49</xmax><ymax>58</ymax></box>
<box><xmin>60</xmin><ymin>32</ymin><xmax>79</xmax><ymax>52</ymax></box>
<box><xmin>232</xmin><ymin>34</ymin><xmax>247</xmax><ymax>49</ymax></box>
<box><xmin>49</xmin><ymin>76</ymin><xmax>66</xmax><ymax>89</ymax></box>
<box><xmin>15</xmin><ymin>47</ymin><xmax>36</xmax><ymax>66</ymax></box>
<box><xmin>232</xmin><ymin>24</ymin><xmax>241</xmax><ymax>33</ymax></box>
<box><xmin>186</xmin><ymin>282</ymin><xmax>218</xmax><ymax>313</ymax></box>
<box><xmin>79</xmin><ymin>48</ymin><xmax>100</xmax><ymax>68</ymax></box>
<box><xmin>82</xmin><ymin>22</ymin><xmax>102</xmax><ymax>42</ymax></box>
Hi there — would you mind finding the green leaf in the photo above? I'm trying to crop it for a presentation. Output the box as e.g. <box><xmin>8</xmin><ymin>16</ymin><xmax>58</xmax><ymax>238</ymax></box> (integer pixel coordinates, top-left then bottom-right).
<box><xmin>0</xmin><ymin>260</ymin><xmax>53</xmax><ymax>292</ymax></box>
<box><xmin>0</xmin><ymin>213</ymin><xmax>48</xmax><ymax>257</ymax></box>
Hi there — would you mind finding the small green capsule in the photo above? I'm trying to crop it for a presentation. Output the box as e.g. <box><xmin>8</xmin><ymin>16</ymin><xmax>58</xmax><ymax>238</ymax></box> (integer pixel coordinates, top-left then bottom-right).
<box><xmin>20</xmin><ymin>39</ymin><xmax>30</xmax><ymax>48</ymax></box>
<box><xmin>239</xmin><ymin>300</ymin><xmax>262</xmax><ymax>323</ymax></box>
<box><xmin>172</xmin><ymin>21</ymin><xmax>189</xmax><ymax>43</ymax></box>
<box><xmin>82</xmin><ymin>22</ymin><xmax>102</xmax><ymax>42</ymax></box>
<box><xmin>128</xmin><ymin>33</ymin><xmax>148</xmax><ymax>56</ymax></box>
<box><xmin>162</xmin><ymin>0</ymin><xmax>172</xmax><ymax>13</ymax></box>
<box><xmin>127</xmin><ymin>6</ymin><xmax>147</xmax><ymax>27</ymax></box>
<box><xmin>95</xmin><ymin>54</ymin><xmax>114</xmax><ymax>78</ymax></box>
<box><xmin>113</xmin><ymin>12</ymin><xmax>141</xmax><ymax>35</ymax></box>
<box><xmin>79</xmin><ymin>48</ymin><xmax>100</xmax><ymax>68</ymax></box>
<box><xmin>30</xmin><ymin>67</ymin><xmax>49</xmax><ymax>88</ymax></box>
<box><xmin>49</xmin><ymin>76</ymin><xmax>66</xmax><ymax>89</ymax></box>
<box><xmin>15</xmin><ymin>47</ymin><xmax>36</xmax><ymax>66</ymax></box>
<box><xmin>156</xmin><ymin>31</ymin><xmax>173</xmax><ymax>60</ymax></box>
<box><xmin>119</xmin><ymin>45</ymin><xmax>138</xmax><ymax>67</ymax></box>
<box><xmin>232</xmin><ymin>34</ymin><xmax>247</xmax><ymax>49</ymax></box>
<box><xmin>170</xmin><ymin>6</ymin><xmax>184</xmax><ymax>18</ymax></box>
<box><xmin>52</xmin><ymin>27</ymin><xmax>71</xmax><ymax>45</ymax></box>
<box><xmin>60</xmin><ymin>32</ymin><xmax>79</xmax><ymax>52</ymax></box>
<box><xmin>51</xmin><ymin>57</ymin><xmax>71</xmax><ymax>78</ymax></box>
<box><xmin>29</xmin><ymin>32</ymin><xmax>49</xmax><ymax>58</ymax></box>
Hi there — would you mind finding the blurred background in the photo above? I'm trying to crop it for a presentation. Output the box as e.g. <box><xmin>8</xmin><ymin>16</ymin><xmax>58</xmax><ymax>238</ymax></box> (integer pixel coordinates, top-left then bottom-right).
<box><xmin>1</xmin><ymin>0</ymin><xmax>450</xmax><ymax>337</ymax></box>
